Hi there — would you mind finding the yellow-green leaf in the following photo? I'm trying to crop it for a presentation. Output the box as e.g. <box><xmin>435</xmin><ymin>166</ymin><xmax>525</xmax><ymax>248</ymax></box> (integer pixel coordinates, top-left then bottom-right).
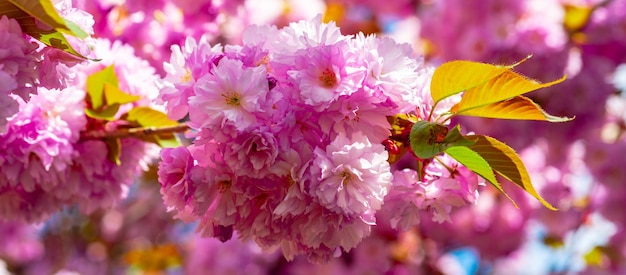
<box><xmin>29</xmin><ymin>29</ymin><xmax>88</xmax><ymax>58</ymax></box>
<box><xmin>123</xmin><ymin>107</ymin><xmax>181</xmax><ymax>148</ymax></box>
<box><xmin>6</xmin><ymin>0</ymin><xmax>87</xmax><ymax>37</ymax></box>
<box><xmin>450</xmin><ymin>71</ymin><xmax>566</xmax><ymax>115</ymax></box>
<box><xmin>124</xmin><ymin>107</ymin><xmax>179</xmax><ymax>128</ymax></box>
<box><xmin>466</xmin><ymin>135</ymin><xmax>557</xmax><ymax>210</ymax></box>
<box><xmin>154</xmin><ymin>135</ymin><xmax>181</xmax><ymax>148</ymax></box>
<box><xmin>454</xmin><ymin>95</ymin><xmax>574</xmax><ymax>122</ymax></box>
<box><xmin>85</xmin><ymin>65</ymin><xmax>140</xmax><ymax>120</ymax></box>
<box><xmin>1</xmin><ymin>0</ymin><xmax>90</xmax><ymax>59</ymax></box>
<box><xmin>86</xmin><ymin>65</ymin><xmax>119</xmax><ymax>110</ymax></box>
<box><xmin>84</xmin><ymin>103</ymin><xmax>120</xmax><ymax>121</ymax></box>
<box><xmin>86</xmin><ymin>65</ymin><xmax>140</xmax><ymax>111</ymax></box>
<box><xmin>564</xmin><ymin>4</ymin><xmax>593</xmax><ymax>33</ymax></box>
<box><xmin>445</xmin><ymin>146</ymin><xmax>518</xmax><ymax>208</ymax></box>
<box><xmin>105</xmin><ymin>138</ymin><xmax>122</xmax><ymax>165</ymax></box>
<box><xmin>430</xmin><ymin>56</ymin><xmax>530</xmax><ymax>105</ymax></box>
<box><xmin>104</xmin><ymin>83</ymin><xmax>141</xmax><ymax>106</ymax></box>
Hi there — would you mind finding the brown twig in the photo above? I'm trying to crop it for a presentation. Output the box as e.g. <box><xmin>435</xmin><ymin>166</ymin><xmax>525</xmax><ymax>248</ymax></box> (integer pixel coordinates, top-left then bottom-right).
<box><xmin>80</xmin><ymin>124</ymin><xmax>190</xmax><ymax>140</ymax></box>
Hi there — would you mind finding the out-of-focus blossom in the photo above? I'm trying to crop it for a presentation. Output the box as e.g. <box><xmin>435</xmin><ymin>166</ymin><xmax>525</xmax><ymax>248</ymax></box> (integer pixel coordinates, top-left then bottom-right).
<box><xmin>0</xmin><ymin>16</ymin><xmax>39</xmax><ymax>132</ymax></box>
<box><xmin>0</xmin><ymin>37</ymin><xmax>161</xmax><ymax>223</ymax></box>
<box><xmin>182</xmin><ymin>233</ymin><xmax>279</xmax><ymax>275</ymax></box>
<box><xmin>0</xmin><ymin>87</ymin><xmax>85</xmax><ymax>222</ymax></box>
<box><xmin>72</xmin><ymin>0</ymin><xmax>235</xmax><ymax>74</ymax></box>
<box><xmin>492</xmin><ymin>214</ymin><xmax>617</xmax><ymax>274</ymax></box>
<box><xmin>0</xmin><ymin>221</ymin><xmax>43</xmax><ymax>264</ymax></box>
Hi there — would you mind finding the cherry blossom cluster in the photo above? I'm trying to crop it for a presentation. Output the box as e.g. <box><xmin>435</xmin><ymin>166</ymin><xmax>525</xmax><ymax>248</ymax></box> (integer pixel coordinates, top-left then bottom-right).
<box><xmin>0</xmin><ymin>0</ymin><xmax>96</xmax><ymax>133</ymax></box>
<box><xmin>157</xmin><ymin>16</ymin><xmax>480</xmax><ymax>261</ymax></box>
<box><xmin>0</xmin><ymin>36</ymin><xmax>161</xmax><ymax>223</ymax></box>
<box><xmin>9</xmin><ymin>0</ymin><xmax>626</xmax><ymax>272</ymax></box>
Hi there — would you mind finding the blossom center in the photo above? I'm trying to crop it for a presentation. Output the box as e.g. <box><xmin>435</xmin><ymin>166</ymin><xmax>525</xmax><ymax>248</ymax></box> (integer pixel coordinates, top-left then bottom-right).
<box><xmin>181</xmin><ymin>68</ymin><xmax>192</xmax><ymax>83</ymax></box>
<box><xmin>340</xmin><ymin>169</ymin><xmax>352</xmax><ymax>185</ymax></box>
<box><xmin>319</xmin><ymin>68</ymin><xmax>337</xmax><ymax>88</ymax></box>
<box><xmin>222</xmin><ymin>92</ymin><xmax>242</xmax><ymax>106</ymax></box>
<box><xmin>110</xmin><ymin>6</ymin><xmax>130</xmax><ymax>36</ymax></box>
<box><xmin>217</xmin><ymin>180</ymin><xmax>231</xmax><ymax>193</ymax></box>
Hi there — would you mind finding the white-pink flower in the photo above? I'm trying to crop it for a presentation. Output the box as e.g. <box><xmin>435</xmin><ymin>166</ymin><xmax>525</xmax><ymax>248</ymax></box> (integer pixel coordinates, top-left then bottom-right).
<box><xmin>158</xmin><ymin>146</ymin><xmax>197</xmax><ymax>220</ymax></box>
<box><xmin>189</xmin><ymin>58</ymin><xmax>268</xmax><ymax>131</ymax></box>
<box><xmin>317</xmin><ymin>90</ymin><xmax>393</xmax><ymax>142</ymax></box>
<box><xmin>277</xmin><ymin>14</ymin><xmax>346</xmax><ymax>50</ymax></box>
<box><xmin>224</xmin><ymin>128</ymin><xmax>280</xmax><ymax>178</ymax></box>
<box><xmin>159</xmin><ymin>36</ymin><xmax>224</xmax><ymax>120</ymax></box>
<box><xmin>288</xmin><ymin>41</ymin><xmax>365</xmax><ymax>108</ymax></box>
<box><xmin>0</xmin><ymin>87</ymin><xmax>18</xmax><ymax>134</ymax></box>
<box><xmin>356</xmin><ymin>34</ymin><xmax>426</xmax><ymax>112</ymax></box>
<box><xmin>309</xmin><ymin>131</ymin><xmax>392</xmax><ymax>216</ymax></box>
<box><xmin>0</xmin><ymin>15</ymin><xmax>39</xmax><ymax>119</ymax></box>
<box><xmin>0</xmin><ymin>86</ymin><xmax>85</xmax><ymax>222</ymax></box>
<box><xmin>378</xmin><ymin>169</ymin><xmax>424</xmax><ymax>231</ymax></box>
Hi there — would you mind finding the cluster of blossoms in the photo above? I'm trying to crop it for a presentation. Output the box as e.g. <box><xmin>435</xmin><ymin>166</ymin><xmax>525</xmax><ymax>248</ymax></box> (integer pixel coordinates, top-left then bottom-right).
<box><xmin>0</xmin><ymin>15</ymin><xmax>38</xmax><ymax>133</ymax></box>
<box><xmin>157</xmin><ymin>16</ymin><xmax>479</xmax><ymax>261</ymax></box>
<box><xmin>0</xmin><ymin>34</ymin><xmax>161</xmax><ymax>222</ymax></box>
<box><xmin>7</xmin><ymin>0</ymin><xmax>626</xmax><ymax>273</ymax></box>
<box><xmin>0</xmin><ymin>0</ymin><xmax>98</xmax><ymax>133</ymax></box>
<box><xmin>419</xmin><ymin>0</ymin><xmax>569</xmax><ymax>63</ymax></box>
<box><xmin>72</xmin><ymin>0</ymin><xmax>247</xmax><ymax>75</ymax></box>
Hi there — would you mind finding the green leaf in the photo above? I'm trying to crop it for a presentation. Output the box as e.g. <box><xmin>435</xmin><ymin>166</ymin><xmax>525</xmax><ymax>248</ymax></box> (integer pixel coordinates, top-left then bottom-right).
<box><xmin>466</xmin><ymin>135</ymin><xmax>557</xmax><ymax>210</ymax></box>
<box><xmin>445</xmin><ymin>146</ymin><xmax>518</xmax><ymax>208</ymax></box>
<box><xmin>441</xmin><ymin>124</ymin><xmax>475</xmax><ymax>147</ymax></box>
<box><xmin>454</xmin><ymin>95</ymin><xmax>574</xmax><ymax>122</ymax></box>
<box><xmin>430</xmin><ymin>56</ymin><xmax>530</xmax><ymax>106</ymax></box>
<box><xmin>450</xmin><ymin>71</ymin><xmax>566</xmax><ymax>115</ymax></box>
<box><xmin>1</xmin><ymin>0</ymin><xmax>90</xmax><ymax>58</ymax></box>
<box><xmin>410</xmin><ymin>121</ymin><xmax>450</xmax><ymax>159</ymax></box>
<box><xmin>409</xmin><ymin>122</ymin><xmax>474</xmax><ymax>159</ymax></box>
<box><xmin>105</xmin><ymin>138</ymin><xmax>122</xmax><ymax>166</ymax></box>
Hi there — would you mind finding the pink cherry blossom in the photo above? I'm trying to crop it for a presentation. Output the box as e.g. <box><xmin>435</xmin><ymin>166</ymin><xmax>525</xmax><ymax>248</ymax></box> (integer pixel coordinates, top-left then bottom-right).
<box><xmin>189</xmin><ymin>58</ymin><xmax>269</xmax><ymax>131</ymax></box>
<box><xmin>309</xmin><ymin>131</ymin><xmax>391</xmax><ymax>216</ymax></box>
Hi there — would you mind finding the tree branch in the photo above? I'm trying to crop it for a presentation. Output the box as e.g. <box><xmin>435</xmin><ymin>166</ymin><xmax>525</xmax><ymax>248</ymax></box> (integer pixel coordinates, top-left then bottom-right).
<box><xmin>80</xmin><ymin>124</ymin><xmax>190</xmax><ymax>140</ymax></box>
